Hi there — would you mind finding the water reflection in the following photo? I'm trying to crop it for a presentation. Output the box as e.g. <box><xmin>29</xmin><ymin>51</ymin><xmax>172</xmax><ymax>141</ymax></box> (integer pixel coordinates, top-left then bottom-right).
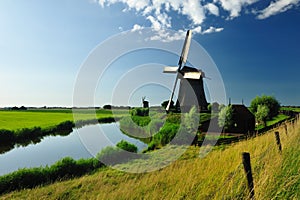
<box><xmin>0</xmin><ymin>123</ymin><xmax>147</xmax><ymax>175</ymax></box>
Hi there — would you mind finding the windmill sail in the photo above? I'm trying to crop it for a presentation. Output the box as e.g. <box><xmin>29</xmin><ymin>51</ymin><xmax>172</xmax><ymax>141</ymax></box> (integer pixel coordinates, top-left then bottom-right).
<box><xmin>178</xmin><ymin>30</ymin><xmax>192</xmax><ymax>68</ymax></box>
<box><xmin>163</xmin><ymin>66</ymin><xmax>178</xmax><ymax>73</ymax></box>
<box><xmin>166</xmin><ymin>30</ymin><xmax>192</xmax><ymax>112</ymax></box>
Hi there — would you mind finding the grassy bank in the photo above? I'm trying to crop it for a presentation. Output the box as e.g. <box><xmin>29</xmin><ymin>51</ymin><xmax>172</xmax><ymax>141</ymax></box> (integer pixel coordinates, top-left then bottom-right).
<box><xmin>0</xmin><ymin>109</ymin><xmax>127</xmax><ymax>131</ymax></box>
<box><xmin>0</xmin><ymin>109</ymin><xmax>126</xmax><ymax>154</ymax></box>
<box><xmin>1</xmin><ymin>116</ymin><xmax>299</xmax><ymax>199</ymax></box>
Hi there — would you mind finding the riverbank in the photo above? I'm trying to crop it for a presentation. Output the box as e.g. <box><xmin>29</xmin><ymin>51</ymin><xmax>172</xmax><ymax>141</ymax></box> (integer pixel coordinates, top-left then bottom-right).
<box><xmin>0</xmin><ymin>109</ymin><xmax>125</xmax><ymax>154</ymax></box>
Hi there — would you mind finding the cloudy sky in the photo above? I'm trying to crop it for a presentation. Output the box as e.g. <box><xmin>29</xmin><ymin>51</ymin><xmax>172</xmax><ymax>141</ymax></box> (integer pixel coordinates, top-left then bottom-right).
<box><xmin>0</xmin><ymin>0</ymin><xmax>300</xmax><ymax>107</ymax></box>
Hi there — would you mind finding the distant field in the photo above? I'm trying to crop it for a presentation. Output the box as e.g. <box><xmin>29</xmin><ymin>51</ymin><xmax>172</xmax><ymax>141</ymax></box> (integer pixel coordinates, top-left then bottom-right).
<box><xmin>0</xmin><ymin>109</ymin><xmax>128</xmax><ymax>131</ymax></box>
<box><xmin>281</xmin><ymin>107</ymin><xmax>300</xmax><ymax>112</ymax></box>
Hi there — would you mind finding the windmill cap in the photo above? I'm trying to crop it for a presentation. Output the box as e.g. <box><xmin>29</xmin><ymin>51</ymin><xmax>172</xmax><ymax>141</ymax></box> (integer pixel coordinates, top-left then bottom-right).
<box><xmin>181</xmin><ymin>66</ymin><xmax>203</xmax><ymax>73</ymax></box>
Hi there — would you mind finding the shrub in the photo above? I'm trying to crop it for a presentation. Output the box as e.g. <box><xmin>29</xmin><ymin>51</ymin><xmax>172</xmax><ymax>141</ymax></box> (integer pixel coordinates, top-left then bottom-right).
<box><xmin>0</xmin><ymin>129</ymin><xmax>15</xmax><ymax>144</ymax></box>
<box><xmin>97</xmin><ymin>141</ymin><xmax>140</xmax><ymax>166</ymax></box>
<box><xmin>153</xmin><ymin>123</ymin><xmax>179</xmax><ymax>146</ymax></box>
<box><xmin>96</xmin><ymin>146</ymin><xmax>124</xmax><ymax>165</ymax></box>
<box><xmin>130</xmin><ymin>108</ymin><xmax>149</xmax><ymax>117</ymax></box>
<box><xmin>119</xmin><ymin>116</ymin><xmax>150</xmax><ymax>138</ymax></box>
<box><xmin>55</xmin><ymin>121</ymin><xmax>74</xmax><ymax>133</ymax></box>
<box><xmin>0</xmin><ymin>157</ymin><xmax>103</xmax><ymax>195</ymax></box>
<box><xmin>116</xmin><ymin>140</ymin><xmax>138</xmax><ymax>153</ymax></box>
<box><xmin>166</xmin><ymin>113</ymin><xmax>181</xmax><ymax>124</ymax></box>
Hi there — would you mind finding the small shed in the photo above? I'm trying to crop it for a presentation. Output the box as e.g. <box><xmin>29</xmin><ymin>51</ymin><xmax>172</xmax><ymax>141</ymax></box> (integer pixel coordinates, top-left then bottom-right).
<box><xmin>228</xmin><ymin>104</ymin><xmax>255</xmax><ymax>134</ymax></box>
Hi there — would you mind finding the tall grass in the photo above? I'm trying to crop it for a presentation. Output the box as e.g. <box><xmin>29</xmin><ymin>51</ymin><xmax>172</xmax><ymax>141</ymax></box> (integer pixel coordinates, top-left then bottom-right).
<box><xmin>1</xmin><ymin>116</ymin><xmax>299</xmax><ymax>199</ymax></box>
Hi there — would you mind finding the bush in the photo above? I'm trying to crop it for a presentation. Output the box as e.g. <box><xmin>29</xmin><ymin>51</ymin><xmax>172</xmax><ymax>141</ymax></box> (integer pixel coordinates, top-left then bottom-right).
<box><xmin>116</xmin><ymin>140</ymin><xmax>138</xmax><ymax>153</ymax></box>
<box><xmin>55</xmin><ymin>121</ymin><xmax>74</xmax><ymax>133</ymax></box>
<box><xmin>97</xmin><ymin>141</ymin><xmax>139</xmax><ymax>165</ymax></box>
<box><xmin>166</xmin><ymin>113</ymin><xmax>181</xmax><ymax>124</ymax></box>
<box><xmin>0</xmin><ymin>157</ymin><xmax>103</xmax><ymax>195</ymax></box>
<box><xmin>119</xmin><ymin>116</ymin><xmax>151</xmax><ymax>139</ymax></box>
<box><xmin>130</xmin><ymin>108</ymin><xmax>149</xmax><ymax>117</ymax></box>
<box><xmin>152</xmin><ymin>123</ymin><xmax>179</xmax><ymax>146</ymax></box>
<box><xmin>0</xmin><ymin>129</ymin><xmax>15</xmax><ymax>144</ymax></box>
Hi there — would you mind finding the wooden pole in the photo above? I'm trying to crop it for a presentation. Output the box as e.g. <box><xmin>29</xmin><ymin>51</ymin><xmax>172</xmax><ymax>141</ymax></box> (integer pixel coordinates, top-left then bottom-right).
<box><xmin>242</xmin><ymin>152</ymin><xmax>255</xmax><ymax>199</ymax></box>
<box><xmin>284</xmin><ymin>123</ymin><xmax>288</xmax><ymax>135</ymax></box>
<box><xmin>274</xmin><ymin>131</ymin><xmax>282</xmax><ymax>152</ymax></box>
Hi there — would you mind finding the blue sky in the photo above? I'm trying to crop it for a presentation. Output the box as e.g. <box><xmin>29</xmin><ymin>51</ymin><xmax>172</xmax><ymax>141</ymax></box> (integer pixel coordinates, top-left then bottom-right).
<box><xmin>0</xmin><ymin>0</ymin><xmax>300</xmax><ymax>107</ymax></box>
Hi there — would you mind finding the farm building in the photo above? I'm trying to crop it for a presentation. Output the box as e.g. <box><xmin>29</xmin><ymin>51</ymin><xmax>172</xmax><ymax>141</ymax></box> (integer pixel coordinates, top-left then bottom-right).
<box><xmin>228</xmin><ymin>104</ymin><xmax>255</xmax><ymax>134</ymax></box>
<box><xmin>201</xmin><ymin>104</ymin><xmax>255</xmax><ymax>134</ymax></box>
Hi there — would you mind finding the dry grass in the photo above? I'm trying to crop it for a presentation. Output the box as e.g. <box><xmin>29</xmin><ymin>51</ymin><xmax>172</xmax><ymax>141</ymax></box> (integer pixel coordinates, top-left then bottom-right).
<box><xmin>1</xmin><ymin>116</ymin><xmax>299</xmax><ymax>200</ymax></box>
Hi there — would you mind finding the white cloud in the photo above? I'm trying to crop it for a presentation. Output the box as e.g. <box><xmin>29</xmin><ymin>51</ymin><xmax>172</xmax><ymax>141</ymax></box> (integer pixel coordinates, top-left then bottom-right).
<box><xmin>95</xmin><ymin>0</ymin><xmax>299</xmax><ymax>41</ymax></box>
<box><xmin>257</xmin><ymin>0</ymin><xmax>300</xmax><ymax>19</ymax></box>
<box><xmin>192</xmin><ymin>26</ymin><xmax>202</xmax><ymax>34</ymax></box>
<box><xmin>217</xmin><ymin>0</ymin><xmax>258</xmax><ymax>18</ymax></box>
<box><xmin>205</xmin><ymin>3</ymin><xmax>220</xmax><ymax>16</ymax></box>
<box><xmin>202</xmin><ymin>26</ymin><xmax>224</xmax><ymax>34</ymax></box>
<box><xmin>181</xmin><ymin>0</ymin><xmax>206</xmax><ymax>25</ymax></box>
<box><xmin>148</xmin><ymin>29</ymin><xmax>187</xmax><ymax>42</ymax></box>
<box><xmin>147</xmin><ymin>15</ymin><xmax>162</xmax><ymax>31</ymax></box>
<box><xmin>98</xmin><ymin>0</ymin><xmax>149</xmax><ymax>11</ymax></box>
<box><xmin>131</xmin><ymin>24</ymin><xmax>144</xmax><ymax>32</ymax></box>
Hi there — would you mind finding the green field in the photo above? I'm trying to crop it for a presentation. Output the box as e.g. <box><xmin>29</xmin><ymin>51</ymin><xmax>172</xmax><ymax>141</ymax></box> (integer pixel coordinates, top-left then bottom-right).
<box><xmin>281</xmin><ymin>107</ymin><xmax>300</xmax><ymax>112</ymax></box>
<box><xmin>1</xmin><ymin>115</ymin><xmax>299</xmax><ymax>199</ymax></box>
<box><xmin>0</xmin><ymin>109</ymin><xmax>128</xmax><ymax>131</ymax></box>
<box><xmin>255</xmin><ymin>114</ymin><xmax>290</xmax><ymax>131</ymax></box>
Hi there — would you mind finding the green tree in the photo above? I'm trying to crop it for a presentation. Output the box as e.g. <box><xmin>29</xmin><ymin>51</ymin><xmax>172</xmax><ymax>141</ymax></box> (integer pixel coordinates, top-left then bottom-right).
<box><xmin>218</xmin><ymin>105</ymin><xmax>233</xmax><ymax>132</ymax></box>
<box><xmin>250</xmin><ymin>95</ymin><xmax>280</xmax><ymax>119</ymax></box>
<box><xmin>218</xmin><ymin>104</ymin><xmax>225</xmax><ymax>111</ymax></box>
<box><xmin>183</xmin><ymin>106</ymin><xmax>199</xmax><ymax>132</ymax></box>
<box><xmin>255</xmin><ymin>105</ymin><xmax>269</xmax><ymax>127</ymax></box>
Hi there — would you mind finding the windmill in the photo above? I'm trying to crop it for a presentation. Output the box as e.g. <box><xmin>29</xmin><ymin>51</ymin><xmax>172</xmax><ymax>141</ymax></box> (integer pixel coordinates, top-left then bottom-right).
<box><xmin>163</xmin><ymin>30</ymin><xmax>208</xmax><ymax>112</ymax></box>
<box><xmin>142</xmin><ymin>96</ymin><xmax>149</xmax><ymax>108</ymax></box>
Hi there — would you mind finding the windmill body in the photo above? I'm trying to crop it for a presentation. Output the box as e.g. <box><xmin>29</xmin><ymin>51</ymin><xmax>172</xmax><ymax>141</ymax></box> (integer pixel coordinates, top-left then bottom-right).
<box><xmin>177</xmin><ymin>66</ymin><xmax>208</xmax><ymax>112</ymax></box>
<box><xmin>163</xmin><ymin>30</ymin><xmax>208</xmax><ymax>112</ymax></box>
<box><xmin>164</xmin><ymin>66</ymin><xmax>208</xmax><ymax>112</ymax></box>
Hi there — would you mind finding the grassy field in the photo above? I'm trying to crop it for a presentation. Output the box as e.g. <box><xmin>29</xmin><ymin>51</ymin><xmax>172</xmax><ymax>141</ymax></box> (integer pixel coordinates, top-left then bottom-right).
<box><xmin>0</xmin><ymin>109</ymin><xmax>128</xmax><ymax>131</ymax></box>
<box><xmin>281</xmin><ymin>106</ymin><xmax>300</xmax><ymax>112</ymax></box>
<box><xmin>255</xmin><ymin>114</ymin><xmax>290</xmax><ymax>131</ymax></box>
<box><xmin>1</xmin><ymin>116</ymin><xmax>299</xmax><ymax>199</ymax></box>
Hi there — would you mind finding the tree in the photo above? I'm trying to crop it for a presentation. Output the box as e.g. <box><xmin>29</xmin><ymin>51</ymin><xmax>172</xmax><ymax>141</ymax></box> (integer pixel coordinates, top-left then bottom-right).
<box><xmin>103</xmin><ymin>105</ymin><xmax>112</xmax><ymax>109</ymax></box>
<box><xmin>255</xmin><ymin>105</ymin><xmax>269</xmax><ymax>127</ymax></box>
<box><xmin>250</xmin><ymin>95</ymin><xmax>280</xmax><ymax>119</ymax></box>
<box><xmin>218</xmin><ymin>104</ymin><xmax>225</xmax><ymax>111</ymax></box>
<box><xmin>218</xmin><ymin>105</ymin><xmax>233</xmax><ymax>132</ymax></box>
<box><xmin>183</xmin><ymin>106</ymin><xmax>199</xmax><ymax>132</ymax></box>
<box><xmin>161</xmin><ymin>100</ymin><xmax>174</xmax><ymax>109</ymax></box>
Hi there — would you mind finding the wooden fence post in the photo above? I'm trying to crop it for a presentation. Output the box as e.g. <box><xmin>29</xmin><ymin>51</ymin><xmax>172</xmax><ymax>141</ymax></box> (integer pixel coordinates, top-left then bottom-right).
<box><xmin>242</xmin><ymin>152</ymin><xmax>255</xmax><ymax>199</ymax></box>
<box><xmin>284</xmin><ymin>123</ymin><xmax>288</xmax><ymax>135</ymax></box>
<box><xmin>274</xmin><ymin>131</ymin><xmax>282</xmax><ymax>152</ymax></box>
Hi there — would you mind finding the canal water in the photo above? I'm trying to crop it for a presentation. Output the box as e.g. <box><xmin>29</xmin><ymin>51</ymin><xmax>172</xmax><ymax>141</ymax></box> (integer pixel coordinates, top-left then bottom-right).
<box><xmin>0</xmin><ymin>123</ymin><xmax>147</xmax><ymax>175</ymax></box>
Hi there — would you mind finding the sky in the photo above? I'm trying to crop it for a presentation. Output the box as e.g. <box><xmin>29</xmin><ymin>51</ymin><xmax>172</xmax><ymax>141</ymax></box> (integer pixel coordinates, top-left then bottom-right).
<box><xmin>0</xmin><ymin>0</ymin><xmax>300</xmax><ymax>107</ymax></box>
